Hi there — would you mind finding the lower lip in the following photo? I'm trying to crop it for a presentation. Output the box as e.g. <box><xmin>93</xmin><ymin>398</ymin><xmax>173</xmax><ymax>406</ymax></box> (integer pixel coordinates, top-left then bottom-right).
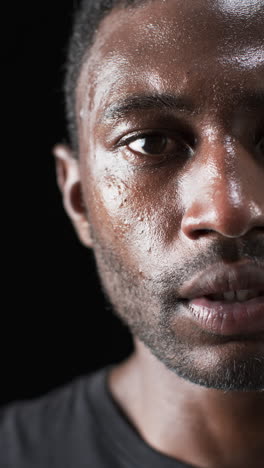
<box><xmin>186</xmin><ymin>295</ymin><xmax>264</xmax><ymax>336</ymax></box>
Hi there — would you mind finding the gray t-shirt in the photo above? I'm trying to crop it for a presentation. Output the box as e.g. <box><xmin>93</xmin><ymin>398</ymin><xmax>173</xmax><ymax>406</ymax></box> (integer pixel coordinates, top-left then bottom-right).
<box><xmin>0</xmin><ymin>366</ymin><xmax>195</xmax><ymax>467</ymax></box>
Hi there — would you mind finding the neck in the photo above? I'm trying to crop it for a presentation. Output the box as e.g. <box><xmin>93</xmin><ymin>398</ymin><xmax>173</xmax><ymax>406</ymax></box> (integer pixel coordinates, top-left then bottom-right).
<box><xmin>108</xmin><ymin>339</ymin><xmax>264</xmax><ymax>468</ymax></box>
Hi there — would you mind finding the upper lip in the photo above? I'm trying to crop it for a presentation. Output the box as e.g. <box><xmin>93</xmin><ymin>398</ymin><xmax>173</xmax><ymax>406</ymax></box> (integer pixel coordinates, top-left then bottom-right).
<box><xmin>179</xmin><ymin>262</ymin><xmax>264</xmax><ymax>300</ymax></box>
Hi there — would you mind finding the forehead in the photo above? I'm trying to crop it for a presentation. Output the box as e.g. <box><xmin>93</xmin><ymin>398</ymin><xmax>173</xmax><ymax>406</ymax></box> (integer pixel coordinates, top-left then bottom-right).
<box><xmin>77</xmin><ymin>0</ymin><xmax>264</xmax><ymax>123</ymax></box>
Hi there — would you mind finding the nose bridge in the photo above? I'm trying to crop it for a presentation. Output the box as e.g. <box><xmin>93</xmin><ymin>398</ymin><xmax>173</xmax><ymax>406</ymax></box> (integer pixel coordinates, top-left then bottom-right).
<box><xmin>207</xmin><ymin>135</ymin><xmax>248</xmax><ymax>206</ymax></box>
<box><xmin>181</xmin><ymin>133</ymin><xmax>264</xmax><ymax>239</ymax></box>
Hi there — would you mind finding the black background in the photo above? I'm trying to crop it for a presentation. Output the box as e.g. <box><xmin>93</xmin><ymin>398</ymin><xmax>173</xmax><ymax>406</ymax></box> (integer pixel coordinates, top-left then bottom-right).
<box><xmin>1</xmin><ymin>1</ymin><xmax>132</xmax><ymax>406</ymax></box>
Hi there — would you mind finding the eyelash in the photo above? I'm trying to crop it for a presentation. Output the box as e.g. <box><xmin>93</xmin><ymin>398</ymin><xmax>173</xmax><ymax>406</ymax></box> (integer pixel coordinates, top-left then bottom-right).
<box><xmin>115</xmin><ymin>131</ymin><xmax>193</xmax><ymax>162</ymax></box>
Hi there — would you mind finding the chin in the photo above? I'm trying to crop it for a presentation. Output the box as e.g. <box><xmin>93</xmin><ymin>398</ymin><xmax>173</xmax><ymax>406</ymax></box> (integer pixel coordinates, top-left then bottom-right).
<box><xmin>145</xmin><ymin>338</ymin><xmax>264</xmax><ymax>392</ymax></box>
<box><xmin>169</xmin><ymin>352</ymin><xmax>264</xmax><ymax>392</ymax></box>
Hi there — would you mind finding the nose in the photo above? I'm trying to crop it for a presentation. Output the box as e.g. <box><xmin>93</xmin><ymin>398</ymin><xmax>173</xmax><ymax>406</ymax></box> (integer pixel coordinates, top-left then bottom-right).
<box><xmin>181</xmin><ymin>138</ymin><xmax>264</xmax><ymax>240</ymax></box>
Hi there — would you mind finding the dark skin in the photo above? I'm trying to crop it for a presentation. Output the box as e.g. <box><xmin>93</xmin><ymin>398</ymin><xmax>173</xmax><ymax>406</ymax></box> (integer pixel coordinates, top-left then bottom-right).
<box><xmin>54</xmin><ymin>1</ymin><xmax>264</xmax><ymax>467</ymax></box>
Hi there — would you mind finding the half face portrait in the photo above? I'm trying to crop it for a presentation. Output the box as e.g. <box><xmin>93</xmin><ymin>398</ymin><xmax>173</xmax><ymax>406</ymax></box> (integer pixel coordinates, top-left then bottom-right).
<box><xmin>54</xmin><ymin>0</ymin><xmax>264</xmax><ymax>392</ymax></box>
<box><xmin>1</xmin><ymin>3</ymin><xmax>264</xmax><ymax>468</ymax></box>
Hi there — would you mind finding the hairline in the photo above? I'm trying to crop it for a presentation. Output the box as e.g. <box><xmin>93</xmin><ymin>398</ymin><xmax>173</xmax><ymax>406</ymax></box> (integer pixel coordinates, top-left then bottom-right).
<box><xmin>65</xmin><ymin>0</ymin><xmax>152</xmax><ymax>160</ymax></box>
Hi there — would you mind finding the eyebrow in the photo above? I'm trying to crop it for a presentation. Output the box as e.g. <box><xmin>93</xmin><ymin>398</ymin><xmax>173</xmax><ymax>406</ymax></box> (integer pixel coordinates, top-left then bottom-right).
<box><xmin>102</xmin><ymin>93</ymin><xmax>195</xmax><ymax>122</ymax></box>
<box><xmin>100</xmin><ymin>89</ymin><xmax>264</xmax><ymax>123</ymax></box>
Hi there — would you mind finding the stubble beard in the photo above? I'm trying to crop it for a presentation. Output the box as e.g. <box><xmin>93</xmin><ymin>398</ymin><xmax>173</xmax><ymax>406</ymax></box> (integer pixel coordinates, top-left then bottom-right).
<box><xmin>89</xmin><ymin>228</ymin><xmax>264</xmax><ymax>392</ymax></box>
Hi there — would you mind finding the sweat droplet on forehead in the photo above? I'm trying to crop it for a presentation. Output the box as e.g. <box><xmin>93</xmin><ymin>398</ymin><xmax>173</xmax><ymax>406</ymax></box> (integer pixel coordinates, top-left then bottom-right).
<box><xmin>219</xmin><ymin>46</ymin><xmax>264</xmax><ymax>70</ymax></box>
<box><xmin>217</xmin><ymin>0</ymin><xmax>264</xmax><ymax>16</ymax></box>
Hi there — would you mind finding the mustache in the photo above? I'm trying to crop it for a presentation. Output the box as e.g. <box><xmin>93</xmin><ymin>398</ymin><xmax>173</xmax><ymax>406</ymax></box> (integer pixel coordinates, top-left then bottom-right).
<box><xmin>152</xmin><ymin>237</ymin><xmax>264</xmax><ymax>297</ymax></box>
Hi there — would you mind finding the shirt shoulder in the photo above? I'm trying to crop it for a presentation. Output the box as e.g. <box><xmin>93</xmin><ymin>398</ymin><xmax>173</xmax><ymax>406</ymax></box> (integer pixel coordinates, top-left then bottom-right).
<box><xmin>0</xmin><ymin>365</ymin><xmax>194</xmax><ymax>468</ymax></box>
<box><xmin>0</xmin><ymin>367</ymin><xmax>113</xmax><ymax>468</ymax></box>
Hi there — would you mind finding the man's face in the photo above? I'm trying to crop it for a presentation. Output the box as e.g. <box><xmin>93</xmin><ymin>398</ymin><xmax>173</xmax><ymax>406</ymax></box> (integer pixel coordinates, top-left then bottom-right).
<box><xmin>74</xmin><ymin>0</ymin><xmax>264</xmax><ymax>390</ymax></box>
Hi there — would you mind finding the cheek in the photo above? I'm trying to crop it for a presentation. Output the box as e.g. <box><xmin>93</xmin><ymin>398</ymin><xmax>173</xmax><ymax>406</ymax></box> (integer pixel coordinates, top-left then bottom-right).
<box><xmin>82</xmin><ymin>152</ymin><xmax>183</xmax><ymax>273</ymax></box>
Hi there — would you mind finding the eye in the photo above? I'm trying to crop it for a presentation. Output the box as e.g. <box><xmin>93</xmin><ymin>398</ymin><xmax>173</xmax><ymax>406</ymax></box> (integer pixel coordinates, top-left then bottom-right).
<box><xmin>128</xmin><ymin>134</ymin><xmax>173</xmax><ymax>155</ymax></box>
<box><xmin>126</xmin><ymin>133</ymin><xmax>191</xmax><ymax>157</ymax></box>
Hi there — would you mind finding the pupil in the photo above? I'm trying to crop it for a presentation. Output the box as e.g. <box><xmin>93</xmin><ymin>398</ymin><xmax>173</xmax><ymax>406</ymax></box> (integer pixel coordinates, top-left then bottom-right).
<box><xmin>142</xmin><ymin>135</ymin><xmax>167</xmax><ymax>154</ymax></box>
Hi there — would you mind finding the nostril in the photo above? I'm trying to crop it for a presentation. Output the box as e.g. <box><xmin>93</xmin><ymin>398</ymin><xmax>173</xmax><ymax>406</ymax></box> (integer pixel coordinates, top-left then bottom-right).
<box><xmin>184</xmin><ymin>228</ymin><xmax>214</xmax><ymax>241</ymax></box>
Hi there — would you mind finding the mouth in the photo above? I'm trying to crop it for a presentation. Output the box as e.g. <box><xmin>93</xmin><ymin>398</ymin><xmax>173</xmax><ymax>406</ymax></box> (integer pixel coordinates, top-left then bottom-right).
<box><xmin>178</xmin><ymin>262</ymin><xmax>264</xmax><ymax>336</ymax></box>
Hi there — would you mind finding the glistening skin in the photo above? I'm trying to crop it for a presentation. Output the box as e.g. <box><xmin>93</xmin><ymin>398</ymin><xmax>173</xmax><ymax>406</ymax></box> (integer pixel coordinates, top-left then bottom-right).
<box><xmin>54</xmin><ymin>1</ymin><xmax>264</xmax><ymax>467</ymax></box>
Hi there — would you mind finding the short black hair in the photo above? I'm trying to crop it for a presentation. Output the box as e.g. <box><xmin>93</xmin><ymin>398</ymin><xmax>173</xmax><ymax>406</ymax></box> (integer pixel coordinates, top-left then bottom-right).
<box><xmin>65</xmin><ymin>0</ymin><xmax>142</xmax><ymax>158</ymax></box>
